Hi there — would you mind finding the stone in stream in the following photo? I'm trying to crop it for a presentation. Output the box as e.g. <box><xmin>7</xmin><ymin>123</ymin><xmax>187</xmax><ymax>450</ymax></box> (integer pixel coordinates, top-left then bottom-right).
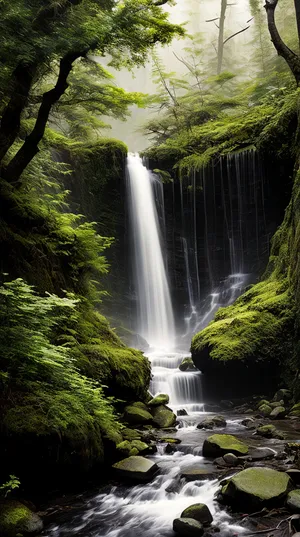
<box><xmin>223</xmin><ymin>453</ymin><xmax>239</xmax><ymax>466</ymax></box>
<box><xmin>179</xmin><ymin>358</ymin><xmax>197</xmax><ymax>371</ymax></box>
<box><xmin>151</xmin><ymin>405</ymin><xmax>176</xmax><ymax>428</ymax></box>
<box><xmin>148</xmin><ymin>393</ymin><xmax>169</xmax><ymax>406</ymax></box>
<box><xmin>270</xmin><ymin>406</ymin><xmax>286</xmax><ymax>419</ymax></box>
<box><xmin>256</xmin><ymin>424</ymin><xmax>285</xmax><ymax>439</ymax></box>
<box><xmin>173</xmin><ymin>517</ymin><xmax>204</xmax><ymax>537</ymax></box>
<box><xmin>0</xmin><ymin>500</ymin><xmax>43</xmax><ymax>537</ymax></box>
<box><xmin>181</xmin><ymin>503</ymin><xmax>213</xmax><ymax>525</ymax></box>
<box><xmin>202</xmin><ymin>434</ymin><xmax>248</xmax><ymax>458</ymax></box>
<box><xmin>257</xmin><ymin>404</ymin><xmax>273</xmax><ymax>417</ymax></box>
<box><xmin>112</xmin><ymin>456</ymin><xmax>158</xmax><ymax>482</ymax></box>
<box><xmin>197</xmin><ymin>415</ymin><xmax>226</xmax><ymax>430</ymax></box>
<box><xmin>123</xmin><ymin>405</ymin><xmax>153</xmax><ymax>425</ymax></box>
<box><xmin>177</xmin><ymin>409</ymin><xmax>188</xmax><ymax>416</ymax></box>
<box><xmin>181</xmin><ymin>468</ymin><xmax>216</xmax><ymax>481</ymax></box>
<box><xmin>287</xmin><ymin>490</ymin><xmax>300</xmax><ymax>512</ymax></box>
<box><xmin>222</xmin><ymin>467</ymin><xmax>292</xmax><ymax>511</ymax></box>
<box><xmin>240</xmin><ymin>447</ymin><xmax>275</xmax><ymax>461</ymax></box>
<box><xmin>159</xmin><ymin>437</ymin><xmax>181</xmax><ymax>444</ymax></box>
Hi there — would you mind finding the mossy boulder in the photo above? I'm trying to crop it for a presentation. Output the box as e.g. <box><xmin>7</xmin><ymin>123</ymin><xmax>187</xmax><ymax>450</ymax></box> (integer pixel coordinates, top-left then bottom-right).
<box><xmin>202</xmin><ymin>434</ymin><xmax>248</xmax><ymax>458</ymax></box>
<box><xmin>256</xmin><ymin>424</ymin><xmax>285</xmax><ymax>439</ymax></box>
<box><xmin>122</xmin><ymin>428</ymin><xmax>142</xmax><ymax>441</ymax></box>
<box><xmin>130</xmin><ymin>401</ymin><xmax>149</xmax><ymax>411</ymax></box>
<box><xmin>290</xmin><ymin>403</ymin><xmax>300</xmax><ymax>417</ymax></box>
<box><xmin>258</xmin><ymin>404</ymin><xmax>272</xmax><ymax>417</ymax></box>
<box><xmin>159</xmin><ymin>437</ymin><xmax>181</xmax><ymax>444</ymax></box>
<box><xmin>181</xmin><ymin>503</ymin><xmax>213</xmax><ymax>525</ymax></box>
<box><xmin>151</xmin><ymin>405</ymin><xmax>176</xmax><ymax>428</ymax></box>
<box><xmin>179</xmin><ymin>358</ymin><xmax>197</xmax><ymax>372</ymax></box>
<box><xmin>287</xmin><ymin>490</ymin><xmax>300</xmax><ymax>512</ymax></box>
<box><xmin>0</xmin><ymin>500</ymin><xmax>43</xmax><ymax>537</ymax></box>
<box><xmin>173</xmin><ymin>518</ymin><xmax>204</xmax><ymax>537</ymax></box>
<box><xmin>116</xmin><ymin>439</ymin><xmax>149</xmax><ymax>457</ymax></box>
<box><xmin>123</xmin><ymin>405</ymin><xmax>153</xmax><ymax>425</ymax></box>
<box><xmin>270</xmin><ymin>406</ymin><xmax>286</xmax><ymax>419</ymax></box>
<box><xmin>112</xmin><ymin>456</ymin><xmax>158</xmax><ymax>482</ymax></box>
<box><xmin>197</xmin><ymin>415</ymin><xmax>226</xmax><ymax>430</ymax></box>
<box><xmin>148</xmin><ymin>394</ymin><xmax>169</xmax><ymax>406</ymax></box>
<box><xmin>222</xmin><ymin>467</ymin><xmax>291</xmax><ymax>511</ymax></box>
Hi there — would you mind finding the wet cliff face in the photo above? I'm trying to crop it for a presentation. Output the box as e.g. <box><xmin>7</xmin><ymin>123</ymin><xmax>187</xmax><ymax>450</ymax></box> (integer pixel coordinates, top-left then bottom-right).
<box><xmin>151</xmin><ymin>150</ymin><xmax>291</xmax><ymax>345</ymax></box>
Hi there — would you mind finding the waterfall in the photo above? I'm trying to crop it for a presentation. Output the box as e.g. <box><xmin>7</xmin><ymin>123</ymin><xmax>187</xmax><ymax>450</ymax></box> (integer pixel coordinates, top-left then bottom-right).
<box><xmin>126</xmin><ymin>154</ymin><xmax>175</xmax><ymax>349</ymax></box>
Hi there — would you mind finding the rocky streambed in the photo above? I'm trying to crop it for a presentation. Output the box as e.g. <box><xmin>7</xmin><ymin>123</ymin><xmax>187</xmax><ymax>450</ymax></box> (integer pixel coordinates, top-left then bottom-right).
<box><xmin>3</xmin><ymin>392</ymin><xmax>300</xmax><ymax>537</ymax></box>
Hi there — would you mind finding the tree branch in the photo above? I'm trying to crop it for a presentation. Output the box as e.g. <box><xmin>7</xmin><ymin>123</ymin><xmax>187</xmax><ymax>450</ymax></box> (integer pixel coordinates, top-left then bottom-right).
<box><xmin>223</xmin><ymin>25</ymin><xmax>250</xmax><ymax>45</ymax></box>
<box><xmin>265</xmin><ymin>0</ymin><xmax>300</xmax><ymax>85</ymax></box>
<box><xmin>2</xmin><ymin>47</ymin><xmax>90</xmax><ymax>184</ymax></box>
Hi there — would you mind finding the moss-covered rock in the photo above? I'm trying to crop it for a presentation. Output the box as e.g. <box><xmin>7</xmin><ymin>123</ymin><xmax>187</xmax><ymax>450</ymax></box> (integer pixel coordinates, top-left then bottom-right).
<box><xmin>222</xmin><ymin>467</ymin><xmax>291</xmax><ymax>511</ymax></box>
<box><xmin>287</xmin><ymin>490</ymin><xmax>300</xmax><ymax>512</ymax></box>
<box><xmin>270</xmin><ymin>406</ymin><xmax>286</xmax><ymax>419</ymax></box>
<box><xmin>122</xmin><ymin>428</ymin><xmax>142</xmax><ymax>441</ymax></box>
<box><xmin>151</xmin><ymin>405</ymin><xmax>176</xmax><ymax>428</ymax></box>
<box><xmin>258</xmin><ymin>404</ymin><xmax>273</xmax><ymax>417</ymax></box>
<box><xmin>148</xmin><ymin>394</ymin><xmax>169</xmax><ymax>406</ymax></box>
<box><xmin>202</xmin><ymin>434</ymin><xmax>248</xmax><ymax>458</ymax></box>
<box><xmin>179</xmin><ymin>358</ymin><xmax>197</xmax><ymax>372</ymax></box>
<box><xmin>0</xmin><ymin>500</ymin><xmax>43</xmax><ymax>537</ymax></box>
<box><xmin>181</xmin><ymin>503</ymin><xmax>213</xmax><ymax>525</ymax></box>
<box><xmin>124</xmin><ymin>405</ymin><xmax>153</xmax><ymax>425</ymax></box>
<box><xmin>173</xmin><ymin>517</ymin><xmax>204</xmax><ymax>537</ymax></box>
<box><xmin>112</xmin><ymin>455</ymin><xmax>158</xmax><ymax>482</ymax></box>
<box><xmin>256</xmin><ymin>424</ymin><xmax>285</xmax><ymax>439</ymax></box>
<box><xmin>197</xmin><ymin>415</ymin><xmax>226</xmax><ymax>430</ymax></box>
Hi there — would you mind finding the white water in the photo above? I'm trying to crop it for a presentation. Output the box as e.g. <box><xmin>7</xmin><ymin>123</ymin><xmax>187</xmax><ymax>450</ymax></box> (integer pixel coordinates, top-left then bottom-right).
<box><xmin>127</xmin><ymin>154</ymin><xmax>175</xmax><ymax>349</ymax></box>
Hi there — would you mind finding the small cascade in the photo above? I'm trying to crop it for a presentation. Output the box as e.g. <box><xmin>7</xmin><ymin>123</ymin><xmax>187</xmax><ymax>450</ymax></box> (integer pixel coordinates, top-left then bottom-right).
<box><xmin>127</xmin><ymin>154</ymin><xmax>175</xmax><ymax>349</ymax></box>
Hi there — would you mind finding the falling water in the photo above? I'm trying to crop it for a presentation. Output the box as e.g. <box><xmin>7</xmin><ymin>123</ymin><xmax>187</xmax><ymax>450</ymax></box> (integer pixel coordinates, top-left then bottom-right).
<box><xmin>127</xmin><ymin>154</ymin><xmax>175</xmax><ymax>349</ymax></box>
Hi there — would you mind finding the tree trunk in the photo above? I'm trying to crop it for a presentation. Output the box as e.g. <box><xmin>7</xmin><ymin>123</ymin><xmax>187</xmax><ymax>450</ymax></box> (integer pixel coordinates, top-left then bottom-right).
<box><xmin>294</xmin><ymin>0</ymin><xmax>300</xmax><ymax>49</ymax></box>
<box><xmin>3</xmin><ymin>49</ymin><xmax>87</xmax><ymax>184</ymax></box>
<box><xmin>0</xmin><ymin>63</ymin><xmax>37</xmax><ymax>163</ymax></box>
<box><xmin>217</xmin><ymin>0</ymin><xmax>227</xmax><ymax>75</ymax></box>
<box><xmin>265</xmin><ymin>0</ymin><xmax>300</xmax><ymax>86</ymax></box>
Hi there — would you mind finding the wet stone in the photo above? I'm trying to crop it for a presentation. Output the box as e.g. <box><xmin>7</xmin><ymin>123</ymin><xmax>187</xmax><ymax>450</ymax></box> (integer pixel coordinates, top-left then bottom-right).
<box><xmin>173</xmin><ymin>518</ymin><xmax>204</xmax><ymax>537</ymax></box>
<box><xmin>181</xmin><ymin>468</ymin><xmax>216</xmax><ymax>481</ymax></box>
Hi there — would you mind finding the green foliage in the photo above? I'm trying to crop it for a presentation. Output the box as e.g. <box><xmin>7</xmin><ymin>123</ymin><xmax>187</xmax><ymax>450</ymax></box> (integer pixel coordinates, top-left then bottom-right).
<box><xmin>0</xmin><ymin>477</ymin><xmax>20</xmax><ymax>499</ymax></box>
<box><xmin>0</xmin><ymin>278</ymin><xmax>120</xmax><ymax>447</ymax></box>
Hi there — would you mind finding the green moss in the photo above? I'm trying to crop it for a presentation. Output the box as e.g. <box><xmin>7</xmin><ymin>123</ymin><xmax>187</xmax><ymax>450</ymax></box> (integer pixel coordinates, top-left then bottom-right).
<box><xmin>202</xmin><ymin>434</ymin><xmax>248</xmax><ymax>457</ymax></box>
<box><xmin>148</xmin><ymin>394</ymin><xmax>169</xmax><ymax>406</ymax></box>
<box><xmin>224</xmin><ymin>467</ymin><xmax>291</xmax><ymax>505</ymax></box>
<box><xmin>258</xmin><ymin>404</ymin><xmax>272</xmax><ymax>416</ymax></box>
<box><xmin>0</xmin><ymin>500</ymin><xmax>43</xmax><ymax>537</ymax></box>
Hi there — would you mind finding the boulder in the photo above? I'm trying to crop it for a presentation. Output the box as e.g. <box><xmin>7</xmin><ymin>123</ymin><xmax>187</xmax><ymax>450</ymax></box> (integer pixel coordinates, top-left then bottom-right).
<box><xmin>287</xmin><ymin>490</ymin><xmax>300</xmax><ymax>513</ymax></box>
<box><xmin>270</xmin><ymin>406</ymin><xmax>286</xmax><ymax>419</ymax></box>
<box><xmin>181</xmin><ymin>503</ymin><xmax>213</xmax><ymax>525</ymax></box>
<box><xmin>159</xmin><ymin>437</ymin><xmax>181</xmax><ymax>444</ymax></box>
<box><xmin>256</xmin><ymin>425</ymin><xmax>285</xmax><ymax>439</ymax></box>
<box><xmin>202</xmin><ymin>434</ymin><xmax>248</xmax><ymax>458</ymax></box>
<box><xmin>241</xmin><ymin>418</ymin><xmax>259</xmax><ymax>430</ymax></box>
<box><xmin>151</xmin><ymin>405</ymin><xmax>176</xmax><ymax>428</ymax></box>
<box><xmin>257</xmin><ymin>399</ymin><xmax>271</xmax><ymax>408</ymax></box>
<box><xmin>177</xmin><ymin>409</ymin><xmax>188</xmax><ymax>416</ymax></box>
<box><xmin>112</xmin><ymin>456</ymin><xmax>158</xmax><ymax>482</ymax></box>
<box><xmin>0</xmin><ymin>500</ymin><xmax>43</xmax><ymax>537</ymax></box>
<box><xmin>223</xmin><ymin>453</ymin><xmax>239</xmax><ymax>466</ymax></box>
<box><xmin>258</xmin><ymin>404</ymin><xmax>272</xmax><ymax>417</ymax></box>
<box><xmin>290</xmin><ymin>403</ymin><xmax>300</xmax><ymax>418</ymax></box>
<box><xmin>243</xmin><ymin>447</ymin><xmax>275</xmax><ymax>461</ymax></box>
<box><xmin>222</xmin><ymin>467</ymin><xmax>291</xmax><ymax>511</ymax></box>
<box><xmin>273</xmin><ymin>389</ymin><xmax>291</xmax><ymax>403</ymax></box>
<box><xmin>197</xmin><ymin>415</ymin><xmax>226</xmax><ymax>430</ymax></box>
<box><xmin>122</xmin><ymin>428</ymin><xmax>142</xmax><ymax>441</ymax></box>
<box><xmin>165</xmin><ymin>443</ymin><xmax>177</xmax><ymax>454</ymax></box>
<box><xmin>179</xmin><ymin>358</ymin><xmax>197</xmax><ymax>372</ymax></box>
<box><xmin>124</xmin><ymin>405</ymin><xmax>153</xmax><ymax>425</ymax></box>
<box><xmin>173</xmin><ymin>518</ymin><xmax>204</xmax><ymax>537</ymax></box>
<box><xmin>130</xmin><ymin>401</ymin><xmax>149</xmax><ymax>410</ymax></box>
<box><xmin>269</xmin><ymin>401</ymin><xmax>284</xmax><ymax>409</ymax></box>
<box><xmin>286</xmin><ymin>469</ymin><xmax>300</xmax><ymax>485</ymax></box>
<box><xmin>181</xmin><ymin>468</ymin><xmax>215</xmax><ymax>481</ymax></box>
<box><xmin>148</xmin><ymin>394</ymin><xmax>169</xmax><ymax>406</ymax></box>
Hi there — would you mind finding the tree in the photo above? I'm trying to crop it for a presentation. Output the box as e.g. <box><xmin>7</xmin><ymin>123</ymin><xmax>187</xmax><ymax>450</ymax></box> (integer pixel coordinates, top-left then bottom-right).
<box><xmin>0</xmin><ymin>0</ymin><xmax>183</xmax><ymax>184</ymax></box>
<box><xmin>264</xmin><ymin>0</ymin><xmax>300</xmax><ymax>85</ymax></box>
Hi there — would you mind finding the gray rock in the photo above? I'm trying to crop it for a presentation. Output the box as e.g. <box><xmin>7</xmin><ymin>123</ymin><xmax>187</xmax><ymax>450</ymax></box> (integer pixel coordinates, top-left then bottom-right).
<box><xmin>197</xmin><ymin>415</ymin><xmax>226</xmax><ymax>430</ymax></box>
<box><xmin>223</xmin><ymin>453</ymin><xmax>239</xmax><ymax>466</ymax></box>
<box><xmin>287</xmin><ymin>490</ymin><xmax>300</xmax><ymax>512</ymax></box>
<box><xmin>0</xmin><ymin>500</ymin><xmax>43</xmax><ymax>537</ymax></box>
<box><xmin>181</xmin><ymin>468</ymin><xmax>216</xmax><ymax>481</ymax></box>
<box><xmin>177</xmin><ymin>409</ymin><xmax>188</xmax><ymax>416</ymax></box>
<box><xmin>112</xmin><ymin>456</ymin><xmax>158</xmax><ymax>482</ymax></box>
<box><xmin>173</xmin><ymin>518</ymin><xmax>204</xmax><ymax>537</ymax></box>
<box><xmin>181</xmin><ymin>503</ymin><xmax>213</xmax><ymax>525</ymax></box>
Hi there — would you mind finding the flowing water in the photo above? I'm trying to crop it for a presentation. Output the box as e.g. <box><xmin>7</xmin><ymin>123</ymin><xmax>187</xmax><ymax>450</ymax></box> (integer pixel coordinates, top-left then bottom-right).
<box><xmin>44</xmin><ymin>154</ymin><xmax>250</xmax><ymax>537</ymax></box>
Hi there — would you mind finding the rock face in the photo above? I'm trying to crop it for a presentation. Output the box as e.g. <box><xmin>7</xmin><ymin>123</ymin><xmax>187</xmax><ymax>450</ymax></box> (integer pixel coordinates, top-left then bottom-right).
<box><xmin>181</xmin><ymin>503</ymin><xmax>213</xmax><ymax>525</ymax></box>
<box><xmin>112</xmin><ymin>456</ymin><xmax>158</xmax><ymax>482</ymax></box>
<box><xmin>197</xmin><ymin>415</ymin><xmax>226</xmax><ymax>430</ymax></box>
<box><xmin>151</xmin><ymin>405</ymin><xmax>176</xmax><ymax>428</ymax></box>
<box><xmin>123</xmin><ymin>405</ymin><xmax>153</xmax><ymax>425</ymax></box>
<box><xmin>287</xmin><ymin>490</ymin><xmax>300</xmax><ymax>512</ymax></box>
<box><xmin>222</xmin><ymin>467</ymin><xmax>291</xmax><ymax>511</ymax></box>
<box><xmin>202</xmin><ymin>434</ymin><xmax>248</xmax><ymax>458</ymax></box>
<box><xmin>0</xmin><ymin>500</ymin><xmax>43</xmax><ymax>537</ymax></box>
<box><xmin>173</xmin><ymin>518</ymin><xmax>204</xmax><ymax>537</ymax></box>
<box><xmin>148</xmin><ymin>394</ymin><xmax>169</xmax><ymax>406</ymax></box>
